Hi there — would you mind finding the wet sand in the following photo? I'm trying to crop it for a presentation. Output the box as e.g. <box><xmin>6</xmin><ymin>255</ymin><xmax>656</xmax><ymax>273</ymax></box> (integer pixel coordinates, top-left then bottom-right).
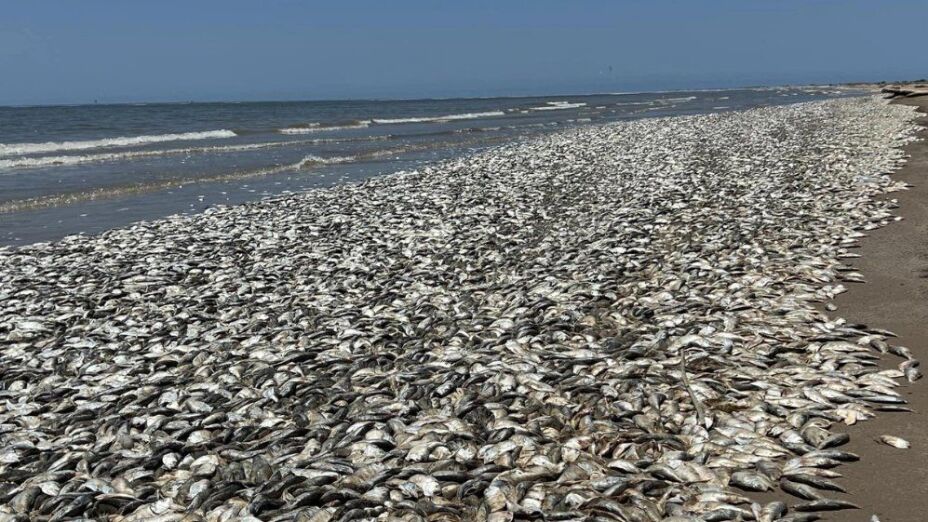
<box><xmin>826</xmin><ymin>96</ymin><xmax>928</xmax><ymax>521</ymax></box>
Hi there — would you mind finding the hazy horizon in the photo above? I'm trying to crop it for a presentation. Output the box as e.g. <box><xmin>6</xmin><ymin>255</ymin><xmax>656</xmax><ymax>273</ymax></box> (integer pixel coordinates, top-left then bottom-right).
<box><xmin>2</xmin><ymin>1</ymin><xmax>926</xmax><ymax>106</ymax></box>
<box><xmin>0</xmin><ymin>80</ymin><xmax>894</xmax><ymax>109</ymax></box>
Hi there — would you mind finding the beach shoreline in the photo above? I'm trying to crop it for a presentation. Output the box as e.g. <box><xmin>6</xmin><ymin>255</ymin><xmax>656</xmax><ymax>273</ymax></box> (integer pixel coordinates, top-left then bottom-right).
<box><xmin>816</xmin><ymin>96</ymin><xmax>928</xmax><ymax>521</ymax></box>
<box><xmin>0</xmin><ymin>87</ymin><xmax>860</xmax><ymax>247</ymax></box>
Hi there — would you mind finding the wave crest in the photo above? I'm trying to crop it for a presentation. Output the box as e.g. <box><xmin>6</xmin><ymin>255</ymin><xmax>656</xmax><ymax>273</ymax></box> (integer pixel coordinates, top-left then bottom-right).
<box><xmin>279</xmin><ymin>121</ymin><xmax>371</xmax><ymax>134</ymax></box>
<box><xmin>0</xmin><ymin>130</ymin><xmax>238</xmax><ymax>158</ymax></box>
<box><xmin>296</xmin><ymin>155</ymin><xmax>357</xmax><ymax>169</ymax></box>
<box><xmin>372</xmin><ymin>111</ymin><xmax>505</xmax><ymax>125</ymax></box>
<box><xmin>528</xmin><ymin>101</ymin><xmax>587</xmax><ymax>111</ymax></box>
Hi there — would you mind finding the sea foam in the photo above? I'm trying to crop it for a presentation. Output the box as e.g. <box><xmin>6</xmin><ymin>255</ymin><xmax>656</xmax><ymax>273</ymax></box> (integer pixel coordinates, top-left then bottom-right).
<box><xmin>0</xmin><ymin>130</ymin><xmax>238</xmax><ymax>158</ymax></box>
<box><xmin>371</xmin><ymin>111</ymin><xmax>505</xmax><ymax>125</ymax></box>
<box><xmin>0</xmin><ymin>141</ymin><xmax>302</xmax><ymax>170</ymax></box>
<box><xmin>658</xmin><ymin>96</ymin><xmax>697</xmax><ymax>104</ymax></box>
<box><xmin>295</xmin><ymin>155</ymin><xmax>357</xmax><ymax>169</ymax></box>
<box><xmin>279</xmin><ymin>121</ymin><xmax>371</xmax><ymax>134</ymax></box>
<box><xmin>528</xmin><ymin>101</ymin><xmax>588</xmax><ymax>111</ymax></box>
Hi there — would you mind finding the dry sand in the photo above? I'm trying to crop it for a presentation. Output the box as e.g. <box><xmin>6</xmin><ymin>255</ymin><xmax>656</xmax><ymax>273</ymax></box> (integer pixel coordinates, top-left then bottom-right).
<box><xmin>819</xmin><ymin>96</ymin><xmax>928</xmax><ymax>521</ymax></box>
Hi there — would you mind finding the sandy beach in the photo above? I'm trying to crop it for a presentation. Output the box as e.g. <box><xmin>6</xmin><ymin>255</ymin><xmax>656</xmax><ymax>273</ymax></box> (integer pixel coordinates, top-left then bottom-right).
<box><xmin>821</xmin><ymin>96</ymin><xmax>928</xmax><ymax>521</ymax></box>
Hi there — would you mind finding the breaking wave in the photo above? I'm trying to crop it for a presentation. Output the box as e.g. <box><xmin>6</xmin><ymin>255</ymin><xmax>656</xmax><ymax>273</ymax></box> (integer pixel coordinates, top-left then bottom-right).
<box><xmin>279</xmin><ymin>121</ymin><xmax>371</xmax><ymax>134</ymax></box>
<box><xmin>277</xmin><ymin>120</ymin><xmax>371</xmax><ymax>134</ymax></box>
<box><xmin>528</xmin><ymin>101</ymin><xmax>588</xmax><ymax>111</ymax></box>
<box><xmin>0</xmin><ymin>142</ymin><xmax>286</xmax><ymax>170</ymax></box>
<box><xmin>0</xmin><ymin>130</ymin><xmax>238</xmax><ymax>158</ymax></box>
<box><xmin>0</xmin><ymin>136</ymin><xmax>395</xmax><ymax>171</ymax></box>
<box><xmin>657</xmin><ymin>96</ymin><xmax>698</xmax><ymax>104</ymax></box>
<box><xmin>371</xmin><ymin>111</ymin><xmax>505</xmax><ymax>125</ymax></box>
<box><xmin>296</xmin><ymin>155</ymin><xmax>357</xmax><ymax>169</ymax></box>
<box><xmin>0</xmin><ymin>134</ymin><xmax>516</xmax><ymax>214</ymax></box>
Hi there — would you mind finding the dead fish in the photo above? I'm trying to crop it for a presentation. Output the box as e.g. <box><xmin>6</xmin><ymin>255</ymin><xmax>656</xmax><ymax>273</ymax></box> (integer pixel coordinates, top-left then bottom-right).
<box><xmin>780</xmin><ymin>478</ymin><xmax>822</xmax><ymax>500</ymax></box>
<box><xmin>784</xmin><ymin>473</ymin><xmax>846</xmax><ymax>493</ymax></box>
<box><xmin>888</xmin><ymin>345</ymin><xmax>913</xmax><ymax>359</ymax></box>
<box><xmin>901</xmin><ymin>359</ymin><xmax>922</xmax><ymax>382</ymax></box>
<box><xmin>758</xmin><ymin>501</ymin><xmax>787</xmax><ymax>522</ymax></box>
<box><xmin>729</xmin><ymin>470</ymin><xmax>774</xmax><ymax>492</ymax></box>
<box><xmin>794</xmin><ymin>499</ymin><xmax>860</xmax><ymax>512</ymax></box>
<box><xmin>878</xmin><ymin>435</ymin><xmax>910</xmax><ymax>449</ymax></box>
<box><xmin>0</xmin><ymin>96</ymin><xmax>919</xmax><ymax>520</ymax></box>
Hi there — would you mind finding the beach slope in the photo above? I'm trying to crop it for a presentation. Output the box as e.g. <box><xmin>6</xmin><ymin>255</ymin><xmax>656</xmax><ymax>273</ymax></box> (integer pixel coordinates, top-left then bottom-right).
<box><xmin>825</xmin><ymin>96</ymin><xmax>928</xmax><ymax>522</ymax></box>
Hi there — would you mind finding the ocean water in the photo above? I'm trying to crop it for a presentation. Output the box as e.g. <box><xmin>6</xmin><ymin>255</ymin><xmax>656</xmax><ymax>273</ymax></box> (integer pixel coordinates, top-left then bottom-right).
<box><xmin>0</xmin><ymin>87</ymin><xmax>860</xmax><ymax>246</ymax></box>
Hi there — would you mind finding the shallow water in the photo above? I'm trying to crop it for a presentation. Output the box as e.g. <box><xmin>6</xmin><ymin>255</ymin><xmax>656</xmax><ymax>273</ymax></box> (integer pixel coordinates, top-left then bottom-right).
<box><xmin>0</xmin><ymin>87</ymin><xmax>860</xmax><ymax>246</ymax></box>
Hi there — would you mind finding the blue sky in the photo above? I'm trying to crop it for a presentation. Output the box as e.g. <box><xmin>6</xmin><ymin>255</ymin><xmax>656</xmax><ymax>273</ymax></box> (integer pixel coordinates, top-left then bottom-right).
<box><xmin>1</xmin><ymin>1</ymin><xmax>925</xmax><ymax>105</ymax></box>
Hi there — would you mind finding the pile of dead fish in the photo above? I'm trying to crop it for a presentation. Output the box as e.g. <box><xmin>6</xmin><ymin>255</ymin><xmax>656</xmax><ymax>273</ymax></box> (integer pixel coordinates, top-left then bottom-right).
<box><xmin>0</xmin><ymin>97</ymin><xmax>922</xmax><ymax>521</ymax></box>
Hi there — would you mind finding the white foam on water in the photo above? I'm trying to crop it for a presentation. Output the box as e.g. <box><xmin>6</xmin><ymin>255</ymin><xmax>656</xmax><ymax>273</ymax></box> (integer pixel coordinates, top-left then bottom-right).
<box><xmin>613</xmin><ymin>101</ymin><xmax>656</xmax><ymax>107</ymax></box>
<box><xmin>279</xmin><ymin>121</ymin><xmax>371</xmax><ymax>134</ymax></box>
<box><xmin>0</xmin><ymin>141</ymin><xmax>304</xmax><ymax>170</ymax></box>
<box><xmin>656</xmin><ymin>96</ymin><xmax>697</xmax><ymax>104</ymax></box>
<box><xmin>0</xmin><ymin>130</ymin><xmax>238</xmax><ymax>158</ymax></box>
<box><xmin>0</xmin><ymin>133</ymin><xmax>399</xmax><ymax>171</ymax></box>
<box><xmin>296</xmin><ymin>155</ymin><xmax>357</xmax><ymax>169</ymax></box>
<box><xmin>371</xmin><ymin>111</ymin><xmax>505</xmax><ymax>125</ymax></box>
<box><xmin>528</xmin><ymin>101</ymin><xmax>588</xmax><ymax>111</ymax></box>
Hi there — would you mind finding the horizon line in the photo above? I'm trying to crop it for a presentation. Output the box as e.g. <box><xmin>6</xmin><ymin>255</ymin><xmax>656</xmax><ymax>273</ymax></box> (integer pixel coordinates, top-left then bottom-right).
<box><xmin>0</xmin><ymin>78</ymin><xmax>895</xmax><ymax>110</ymax></box>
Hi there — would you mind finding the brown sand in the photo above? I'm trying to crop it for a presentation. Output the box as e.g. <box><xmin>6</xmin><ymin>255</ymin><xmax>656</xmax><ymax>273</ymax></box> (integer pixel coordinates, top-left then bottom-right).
<box><xmin>809</xmin><ymin>97</ymin><xmax>928</xmax><ymax>521</ymax></box>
